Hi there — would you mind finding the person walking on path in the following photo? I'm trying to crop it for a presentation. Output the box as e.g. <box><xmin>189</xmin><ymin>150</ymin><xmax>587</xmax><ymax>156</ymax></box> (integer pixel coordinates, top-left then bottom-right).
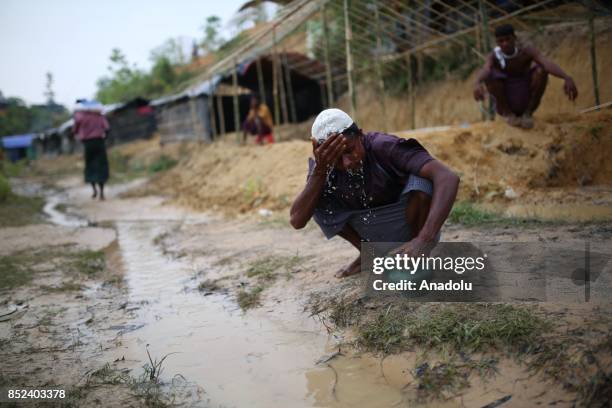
<box><xmin>73</xmin><ymin>100</ymin><xmax>110</xmax><ymax>200</ymax></box>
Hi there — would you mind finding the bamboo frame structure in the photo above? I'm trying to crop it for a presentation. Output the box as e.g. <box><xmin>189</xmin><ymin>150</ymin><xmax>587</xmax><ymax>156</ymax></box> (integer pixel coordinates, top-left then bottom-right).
<box><xmin>160</xmin><ymin>0</ymin><xmax>609</xmax><ymax>139</ymax></box>
<box><xmin>588</xmin><ymin>15</ymin><xmax>600</xmax><ymax>106</ymax></box>
<box><xmin>232</xmin><ymin>59</ymin><xmax>241</xmax><ymax>142</ymax></box>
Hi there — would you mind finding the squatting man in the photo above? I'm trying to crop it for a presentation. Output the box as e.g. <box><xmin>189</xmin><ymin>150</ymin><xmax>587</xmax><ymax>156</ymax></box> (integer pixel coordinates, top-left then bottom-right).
<box><xmin>290</xmin><ymin>109</ymin><xmax>460</xmax><ymax>278</ymax></box>
<box><xmin>473</xmin><ymin>24</ymin><xmax>578</xmax><ymax>129</ymax></box>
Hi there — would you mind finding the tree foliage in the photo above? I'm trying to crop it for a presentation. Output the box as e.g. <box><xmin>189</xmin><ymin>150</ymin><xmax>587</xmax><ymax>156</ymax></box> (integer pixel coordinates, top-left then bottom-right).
<box><xmin>95</xmin><ymin>47</ymin><xmax>195</xmax><ymax>104</ymax></box>
<box><xmin>200</xmin><ymin>16</ymin><xmax>222</xmax><ymax>53</ymax></box>
<box><xmin>0</xmin><ymin>96</ymin><xmax>68</xmax><ymax>137</ymax></box>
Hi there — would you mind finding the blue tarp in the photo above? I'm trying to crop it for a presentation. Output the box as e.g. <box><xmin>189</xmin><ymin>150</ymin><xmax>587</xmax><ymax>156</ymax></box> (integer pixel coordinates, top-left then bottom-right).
<box><xmin>2</xmin><ymin>134</ymin><xmax>34</xmax><ymax>149</ymax></box>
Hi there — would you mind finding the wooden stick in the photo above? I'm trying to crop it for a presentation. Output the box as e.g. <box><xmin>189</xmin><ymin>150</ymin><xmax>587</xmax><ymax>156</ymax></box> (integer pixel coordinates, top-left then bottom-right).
<box><xmin>344</xmin><ymin>0</ymin><xmax>356</xmax><ymax>120</ymax></box>
<box><xmin>589</xmin><ymin>15</ymin><xmax>600</xmax><ymax>106</ymax></box>
<box><xmin>255</xmin><ymin>57</ymin><xmax>267</xmax><ymax>105</ymax></box>
<box><xmin>321</xmin><ymin>0</ymin><xmax>334</xmax><ymax>107</ymax></box>
<box><xmin>207</xmin><ymin>92</ymin><xmax>217</xmax><ymax>141</ymax></box>
<box><xmin>272</xmin><ymin>27</ymin><xmax>281</xmax><ymax>126</ymax></box>
<box><xmin>232</xmin><ymin>59</ymin><xmax>241</xmax><ymax>143</ymax></box>
<box><xmin>478</xmin><ymin>0</ymin><xmax>495</xmax><ymax>121</ymax></box>
<box><xmin>374</xmin><ymin>0</ymin><xmax>387</xmax><ymax>132</ymax></box>
<box><xmin>188</xmin><ymin>97</ymin><xmax>201</xmax><ymax>141</ymax></box>
<box><xmin>282</xmin><ymin>52</ymin><xmax>297</xmax><ymax>123</ymax></box>
<box><xmin>406</xmin><ymin>53</ymin><xmax>415</xmax><ymax>130</ymax></box>
<box><xmin>216</xmin><ymin>94</ymin><xmax>226</xmax><ymax>136</ymax></box>
<box><xmin>278</xmin><ymin>51</ymin><xmax>289</xmax><ymax>125</ymax></box>
<box><xmin>579</xmin><ymin>101</ymin><xmax>612</xmax><ymax>114</ymax></box>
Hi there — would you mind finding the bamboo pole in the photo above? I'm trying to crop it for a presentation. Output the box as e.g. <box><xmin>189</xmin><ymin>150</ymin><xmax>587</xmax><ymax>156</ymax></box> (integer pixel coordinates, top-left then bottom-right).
<box><xmin>319</xmin><ymin>81</ymin><xmax>327</xmax><ymax>112</ymax></box>
<box><xmin>232</xmin><ymin>59</ymin><xmax>241</xmax><ymax>143</ymax></box>
<box><xmin>207</xmin><ymin>93</ymin><xmax>217</xmax><ymax>141</ymax></box>
<box><xmin>478</xmin><ymin>0</ymin><xmax>495</xmax><ymax>121</ymax></box>
<box><xmin>216</xmin><ymin>94</ymin><xmax>226</xmax><ymax>136</ymax></box>
<box><xmin>406</xmin><ymin>53</ymin><xmax>415</xmax><ymax>130</ymax></box>
<box><xmin>373</xmin><ymin>0</ymin><xmax>387</xmax><ymax>132</ymax></box>
<box><xmin>272</xmin><ymin>27</ymin><xmax>281</xmax><ymax>126</ymax></box>
<box><xmin>278</xmin><ymin>52</ymin><xmax>289</xmax><ymax>125</ymax></box>
<box><xmin>255</xmin><ymin>57</ymin><xmax>267</xmax><ymax>104</ymax></box>
<box><xmin>343</xmin><ymin>0</ymin><xmax>357</xmax><ymax>120</ymax></box>
<box><xmin>188</xmin><ymin>97</ymin><xmax>200</xmax><ymax>142</ymax></box>
<box><xmin>321</xmin><ymin>0</ymin><xmax>334</xmax><ymax>107</ymax></box>
<box><xmin>282</xmin><ymin>52</ymin><xmax>297</xmax><ymax>123</ymax></box>
<box><xmin>588</xmin><ymin>15</ymin><xmax>600</xmax><ymax>106</ymax></box>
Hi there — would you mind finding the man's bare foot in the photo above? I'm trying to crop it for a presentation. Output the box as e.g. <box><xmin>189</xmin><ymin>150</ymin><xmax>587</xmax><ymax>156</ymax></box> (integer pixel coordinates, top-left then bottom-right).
<box><xmin>504</xmin><ymin>114</ymin><xmax>521</xmax><ymax>127</ymax></box>
<box><xmin>91</xmin><ymin>191</ymin><xmax>97</xmax><ymax>199</ymax></box>
<box><xmin>99</xmin><ymin>194</ymin><xmax>105</xmax><ymax>201</ymax></box>
<box><xmin>334</xmin><ymin>256</ymin><xmax>361</xmax><ymax>278</ymax></box>
<box><xmin>520</xmin><ymin>114</ymin><xmax>534</xmax><ymax>129</ymax></box>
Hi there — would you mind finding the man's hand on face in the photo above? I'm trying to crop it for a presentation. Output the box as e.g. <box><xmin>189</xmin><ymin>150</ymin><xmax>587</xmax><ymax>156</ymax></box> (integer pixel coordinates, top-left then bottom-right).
<box><xmin>311</xmin><ymin>133</ymin><xmax>347</xmax><ymax>174</ymax></box>
<box><xmin>393</xmin><ymin>236</ymin><xmax>436</xmax><ymax>258</ymax></box>
<box><xmin>564</xmin><ymin>77</ymin><xmax>578</xmax><ymax>101</ymax></box>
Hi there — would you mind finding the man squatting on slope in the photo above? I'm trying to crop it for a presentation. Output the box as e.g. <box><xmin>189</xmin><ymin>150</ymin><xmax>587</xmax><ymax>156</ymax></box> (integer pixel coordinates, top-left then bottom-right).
<box><xmin>473</xmin><ymin>24</ymin><xmax>578</xmax><ymax>129</ymax></box>
<box><xmin>290</xmin><ymin>109</ymin><xmax>460</xmax><ymax>278</ymax></box>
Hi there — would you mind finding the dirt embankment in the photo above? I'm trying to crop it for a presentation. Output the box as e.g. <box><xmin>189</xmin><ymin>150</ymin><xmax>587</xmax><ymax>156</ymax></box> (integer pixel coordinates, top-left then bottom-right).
<box><xmin>150</xmin><ymin>110</ymin><xmax>612</xmax><ymax>218</ymax></box>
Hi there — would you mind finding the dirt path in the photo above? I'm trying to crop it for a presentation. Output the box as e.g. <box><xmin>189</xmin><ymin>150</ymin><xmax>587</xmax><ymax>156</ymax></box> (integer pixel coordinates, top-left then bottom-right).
<box><xmin>1</xmin><ymin>176</ymin><xmax>611</xmax><ymax>407</ymax></box>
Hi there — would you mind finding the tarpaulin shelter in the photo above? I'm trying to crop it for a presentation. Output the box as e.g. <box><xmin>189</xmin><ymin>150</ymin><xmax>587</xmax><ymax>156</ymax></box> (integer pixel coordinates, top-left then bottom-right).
<box><xmin>1</xmin><ymin>134</ymin><xmax>35</xmax><ymax>162</ymax></box>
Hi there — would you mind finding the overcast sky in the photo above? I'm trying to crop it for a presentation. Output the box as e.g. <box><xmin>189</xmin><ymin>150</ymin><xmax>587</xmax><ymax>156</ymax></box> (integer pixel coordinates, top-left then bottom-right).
<box><xmin>0</xmin><ymin>0</ymin><xmax>271</xmax><ymax>107</ymax></box>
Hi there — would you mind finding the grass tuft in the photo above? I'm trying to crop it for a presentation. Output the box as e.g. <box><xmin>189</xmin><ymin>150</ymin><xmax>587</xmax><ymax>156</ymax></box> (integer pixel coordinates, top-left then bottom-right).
<box><xmin>0</xmin><ymin>191</ymin><xmax>45</xmax><ymax>227</ymax></box>
<box><xmin>236</xmin><ymin>287</ymin><xmax>263</xmax><ymax>310</ymax></box>
<box><xmin>357</xmin><ymin>304</ymin><xmax>550</xmax><ymax>354</ymax></box>
<box><xmin>448</xmin><ymin>201</ymin><xmax>545</xmax><ymax>227</ymax></box>
<box><xmin>246</xmin><ymin>255</ymin><xmax>304</xmax><ymax>282</ymax></box>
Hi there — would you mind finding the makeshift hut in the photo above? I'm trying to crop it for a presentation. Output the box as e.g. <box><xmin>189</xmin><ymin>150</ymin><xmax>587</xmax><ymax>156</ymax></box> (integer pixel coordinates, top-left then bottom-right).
<box><xmin>104</xmin><ymin>98</ymin><xmax>156</xmax><ymax>145</ymax></box>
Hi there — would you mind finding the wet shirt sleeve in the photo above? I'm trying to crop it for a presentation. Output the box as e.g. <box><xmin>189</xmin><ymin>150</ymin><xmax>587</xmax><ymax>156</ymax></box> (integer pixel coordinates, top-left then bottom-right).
<box><xmin>370</xmin><ymin>133</ymin><xmax>434</xmax><ymax>178</ymax></box>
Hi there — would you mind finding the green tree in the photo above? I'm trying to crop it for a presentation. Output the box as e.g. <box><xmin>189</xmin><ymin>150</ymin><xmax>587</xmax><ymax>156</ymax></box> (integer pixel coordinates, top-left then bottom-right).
<box><xmin>200</xmin><ymin>16</ymin><xmax>222</xmax><ymax>53</ymax></box>
<box><xmin>0</xmin><ymin>97</ymin><xmax>31</xmax><ymax>137</ymax></box>
<box><xmin>150</xmin><ymin>37</ymin><xmax>188</xmax><ymax>66</ymax></box>
<box><xmin>96</xmin><ymin>48</ymin><xmax>147</xmax><ymax>104</ymax></box>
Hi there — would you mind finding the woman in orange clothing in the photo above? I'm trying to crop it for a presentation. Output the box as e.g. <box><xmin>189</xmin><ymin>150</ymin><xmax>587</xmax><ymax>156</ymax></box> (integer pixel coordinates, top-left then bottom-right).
<box><xmin>242</xmin><ymin>94</ymin><xmax>274</xmax><ymax>145</ymax></box>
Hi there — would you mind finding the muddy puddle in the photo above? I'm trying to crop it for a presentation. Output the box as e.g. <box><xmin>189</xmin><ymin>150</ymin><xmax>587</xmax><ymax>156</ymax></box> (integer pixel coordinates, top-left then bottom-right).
<box><xmin>42</xmin><ymin>193</ymin><xmax>411</xmax><ymax>407</ymax></box>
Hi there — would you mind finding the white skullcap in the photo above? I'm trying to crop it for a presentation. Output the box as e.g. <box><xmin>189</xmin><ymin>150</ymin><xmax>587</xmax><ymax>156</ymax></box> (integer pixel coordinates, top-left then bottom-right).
<box><xmin>311</xmin><ymin>108</ymin><xmax>354</xmax><ymax>144</ymax></box>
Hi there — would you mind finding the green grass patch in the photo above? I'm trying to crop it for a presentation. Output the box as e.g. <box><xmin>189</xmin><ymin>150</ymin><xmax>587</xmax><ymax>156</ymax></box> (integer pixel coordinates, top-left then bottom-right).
<box><xmin>0</xmin><ymin>246</ymin><xmax>106</xmax><ymax>291</ymax></box>
<box><xmin>148</xmin><ymin>155</ymin><xmax>177</xmax><ymax>174</ymax></box>
<box><xmin>448</xmin><ymin>201</ymin><xmax>546</xmax><ymax>227</ymax></box>
<box><xmin>0</xmin><ymin>252</ymin><xmax>38</xmax><ymax>290</ymax></box>
<box><xmin>246</xmin><ymin>254</ymin><xmax>304</xmax><ymax>282</ymax></box>
<box><xmin>0</xmin><ymin>191</ymin><xmax>45</xmax><ymax>227</ymax></box>
<box><xmin>69</xmin><ymin>250</ymin><xmax>106</xmax><ymax>277</ymax></box>
<box><xmin>107</xmin><ymin>150</ymin><xmax>146</xmax><ymax>184</ymax></box>
<box><xmin>1</xmin><ymin>159</ymin><xmax>27</xmax><ymax>178</ymax></box>
<box><xmin>236</xmin><ymin>286</ymin><xmax>263</xmax><ymax>310</ymax></box>
<box><xmin>0</xmin><ymin>174</ymin><xmax>11</xmax><ymax>202</ymax></box>
<box><xmin>358</xmin><ymin>304</ymin><xmax>550</xmax><ymax>354</ymax></box>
